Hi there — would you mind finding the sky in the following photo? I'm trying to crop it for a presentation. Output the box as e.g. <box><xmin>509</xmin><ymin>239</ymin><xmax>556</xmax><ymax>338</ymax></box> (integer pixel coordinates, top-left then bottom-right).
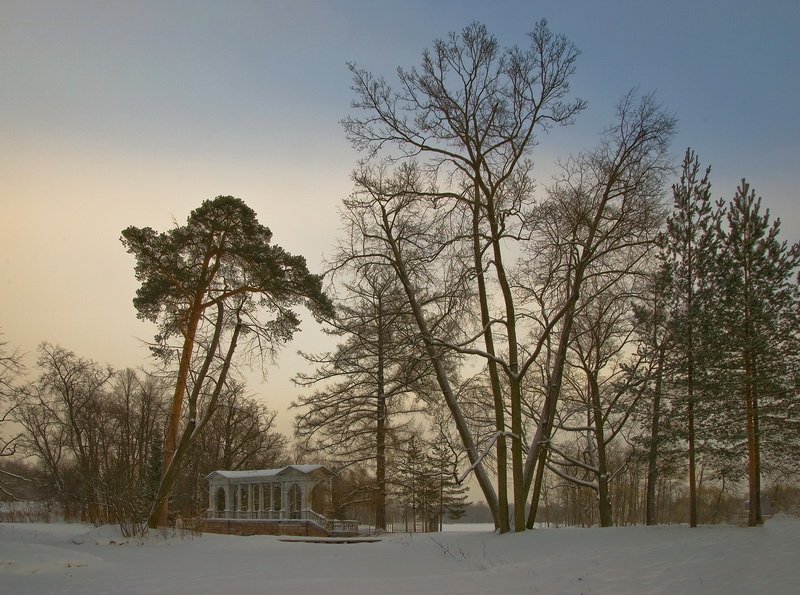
<box><xmin>2</xmin><ymin>516</ymin><xmax>800</xmax><ymax>592</ymax></box>
<box><xmin>2</xmin><ymin>1</ymin><xmax>799</xmax><ymax>435</ymax></box>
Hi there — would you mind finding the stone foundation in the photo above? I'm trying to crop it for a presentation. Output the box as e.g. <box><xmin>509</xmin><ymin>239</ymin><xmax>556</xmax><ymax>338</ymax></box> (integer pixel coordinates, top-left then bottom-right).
<box><xmin>202</xmin><ymin>519</ymin><xmax>329</xmax><ymax>537</ymax></box>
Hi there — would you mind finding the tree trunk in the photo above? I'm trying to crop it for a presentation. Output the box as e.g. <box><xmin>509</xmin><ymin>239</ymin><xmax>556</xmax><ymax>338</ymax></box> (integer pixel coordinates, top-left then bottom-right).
<box><xmin>375</xmin><ymin>314</ymin><xmax>387</xmax><ymax>531</ymax></box>
<box><xmin>687</xmin><ymin>313</ymin><xmax>698</xmax><ymax>528</ymax></box>
<box><xmin>384</xmin><ymin>213</ymin><xmax>501</xmax><ymax>527</ymax></box>
<box><xmin>376</xmin><ymin>395</ymin><xmax>386</xmax><ymax>531</ymax></box>
<box><xmin>590</xmin><ymin>373</ymin><xmax>613</xmax><ymax>527</ymax></box>
<box><xmin>687</xmin><ymin>395</ymin><xmax>698</xmax><ymax>527</ymax></box>
<box><xmin>481</xmin><ymin>183</ymin><xmax>523</xmax><ymax>532</ymax></box>
<box><xmin>148</xmin><ymin>302</ymin><xmax>232</xmax><ymax>529</ymax></box>
<box><xmin>745</xmin><ymin>353</ymin><xmax>763</xmax><ymax>526</ymax></box>
<box><xmin>471</xmin><ymin>198</ymin><xmax>510</xmax><ymax>534</ymax></box>
<box><xmin>525</xmin><ymin>293</ymin><xmax>578</xmax><ymax>528</ymax></box>
<box><xmin>473</xmin><ymin>230</ymin><xmax>510</xmax><ymax>533</ymax></box>
<box><xmin>645</xmin><ymin>343</ymin><xmax>665</xmax><ymax>525</ymax></box>
<box><xmin>150</xmin><ymin>303</ymin><xmax>203</xmax><ymax>528</ymax></box>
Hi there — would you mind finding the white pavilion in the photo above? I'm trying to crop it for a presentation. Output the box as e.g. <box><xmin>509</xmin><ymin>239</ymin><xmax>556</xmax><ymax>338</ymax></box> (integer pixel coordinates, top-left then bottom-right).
<box><xmin>204</xmin><ymin>464</ymin><xmax>358</xmax><ymax>537</ymax></box>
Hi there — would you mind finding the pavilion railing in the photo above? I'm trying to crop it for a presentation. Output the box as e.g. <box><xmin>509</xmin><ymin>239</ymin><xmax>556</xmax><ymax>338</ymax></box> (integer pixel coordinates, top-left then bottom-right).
<box><xmin>206</xmin><ymin>508</ymin><xmax>359</xmax><ymax>534</ymax></box>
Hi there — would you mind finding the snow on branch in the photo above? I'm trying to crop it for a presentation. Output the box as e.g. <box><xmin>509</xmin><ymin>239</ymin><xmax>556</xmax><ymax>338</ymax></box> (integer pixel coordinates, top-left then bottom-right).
<box><xmin>544</xmin><ymin>460</ymin><xmax>598</xmax><ymax>490</ymax></box>
<box><xmin>457</xmin><ymin>431</ymin><xmax>518</xmax><ymax>484</ymax></box>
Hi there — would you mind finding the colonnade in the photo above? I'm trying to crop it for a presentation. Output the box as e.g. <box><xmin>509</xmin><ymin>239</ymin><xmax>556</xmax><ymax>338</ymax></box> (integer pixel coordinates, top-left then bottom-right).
<box><xmin>209</xmin><ymin>481</ymin><xmax>305</xmax><ymax>520</ymax></box>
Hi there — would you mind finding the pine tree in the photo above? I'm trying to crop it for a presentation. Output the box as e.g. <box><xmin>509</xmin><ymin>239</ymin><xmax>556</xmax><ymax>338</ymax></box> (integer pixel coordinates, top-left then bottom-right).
<box><xmin>717</xmin><ymin>180</ymin><xmax>800</xmax><ymax>526</ymax></box>
<box><xmin>122</xmin><ymin>196</ymin><xmax>332</xmax><ymax>528</ymax></box>
<box><xmin>427</xmin><ymin>432</ymin><xmax>470</xmax><ymax>528</ymax></box>
<box><xmin>397</xmin><ymin>433</ymin><xmax>470</xmax><ymax>531</ymax></box>
<box><xmin>662</xmin><ymin>149</ymin><xmax>725</xmax><ymax>527</ymax></box>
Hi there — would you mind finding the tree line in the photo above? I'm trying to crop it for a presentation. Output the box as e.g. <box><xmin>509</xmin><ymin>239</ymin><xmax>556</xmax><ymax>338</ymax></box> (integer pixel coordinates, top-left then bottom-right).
<box><xmin>0</xmin><ymin>342</ymin><xmax>287</xmax><ymax>533</ymax></box>
<box><xmin>293</xmin><ymin>21</ymin><xmax>799</xmax><ymax>532</ymax></box>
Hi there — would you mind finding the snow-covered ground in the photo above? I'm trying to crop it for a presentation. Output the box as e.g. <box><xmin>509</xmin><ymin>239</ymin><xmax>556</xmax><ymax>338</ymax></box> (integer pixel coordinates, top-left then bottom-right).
<box><xmin>1</xmin><ymin>516</ymin><xmax>798</xmax><ymax>594</ymax></box>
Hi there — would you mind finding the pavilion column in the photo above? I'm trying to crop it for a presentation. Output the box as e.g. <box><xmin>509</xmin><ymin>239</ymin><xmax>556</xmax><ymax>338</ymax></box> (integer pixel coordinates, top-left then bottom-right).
<box><xmin>258</xmin><ymin>484</ymin><xmax>264</xmax><ymax>513</ymax></box>
<box><xmin>247</xmin><ymin>484</ymin><xmax>254</xmax><ymax>513</ymax></box>
<box><xmin>225</xmin><ymin>484</ymin><xmax>234</xmax><ymax>517</ymax></box>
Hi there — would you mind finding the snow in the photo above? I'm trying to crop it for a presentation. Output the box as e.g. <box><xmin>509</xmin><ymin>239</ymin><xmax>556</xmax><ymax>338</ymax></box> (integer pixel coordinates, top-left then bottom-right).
<box><xmin>1</xmin><ymin>516</ymin><xmax>799</xmax><ymax>594</ymax></box>
<box><xmin>206</xmin><ymin>464</ymin><xmax>329</xmax><ymax>481</ymax></box>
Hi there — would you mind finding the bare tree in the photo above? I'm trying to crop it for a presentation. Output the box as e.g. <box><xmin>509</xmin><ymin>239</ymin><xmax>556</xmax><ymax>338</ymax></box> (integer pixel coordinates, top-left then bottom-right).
<box><xmin>343</xmin><ymin>20</ymin><xmax>585</xmax><ymax>533</ymax></box>
<box><xmin>545</xmin><ymin>277</ymin><xmax>649</xmax><ymax>526</ymax></box>
<box><xmin>192</xmin><ymin>382</ymin><xmax>287</xmax><ymax>472</ymax></box>
<box><xmin>11</xmin><ymin>344</ymin><xmax>115</xmax><ymax>520</ymax></box>
<box><xmin>174</xmin><ymin>381</ymin><xmax>287</xmax><ymax>518</ymax></box>
<box><xmin>103</xmin><ymin>369</ymin><xmax>168</xmax><ymax>531</ymax></box>
<box><xmin>333</xmin><ymin>160</ymin><xmax>503</xmax><ymax>526</ymax></box>
<box><xmin>518</xmin><ymin>90</ymin><xmax>675</xmax><ymax>528</ymax></box>
<box><xmin>340</xmin><ymin>18</ymin><xmax>678</xmax><ymax>532</ymax></box>
<box><xmin>630</xmin><ymin>266</ymin><xmax>673</xmax><ymax>525</ymax></box>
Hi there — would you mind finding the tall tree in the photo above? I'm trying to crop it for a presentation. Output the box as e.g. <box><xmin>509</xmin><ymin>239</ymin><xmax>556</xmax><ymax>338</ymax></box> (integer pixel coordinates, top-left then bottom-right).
<box><xmin>335</xmin><ymin>161</ymin><xmax>502</xmax><ymax>527</ymax></box>
<box><xmin>121</xmin><ymin>195</ymin><xmax>333</xmax><ymax>528</ymax></box>
<box><xmin>661</xmin><ymin>149</ymin><xmax>724</xmax><ymax>527</ymax></box>
<box><xmin>344</xmin><ymin>19</ymin><xmax>585</xmax><ymax>533</ymax></box>
<box><xmin>717</xmin><ymin>180</ymin><xmax>800</xmax><ymax>526</ymax></box>
<box><xmin>631</xmin><ymin>265</ymin><xmax>674</xmax><ymax>525</ymax></box>
<box><xmin>521</xmin><ymin>91</ymin><xmax>675</xmax><ymax>528</ymax></box>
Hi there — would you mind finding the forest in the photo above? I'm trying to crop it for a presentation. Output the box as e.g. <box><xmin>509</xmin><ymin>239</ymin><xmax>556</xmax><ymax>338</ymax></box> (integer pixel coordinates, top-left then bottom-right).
<box><xmin>1</xmin><ymin>21</ymin><xmax>798</xmax><ymax>536</ymax></box>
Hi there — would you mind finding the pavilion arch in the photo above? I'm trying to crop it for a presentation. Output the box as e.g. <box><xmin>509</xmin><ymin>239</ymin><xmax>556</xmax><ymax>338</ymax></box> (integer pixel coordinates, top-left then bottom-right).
<box><xmin>288</xmin><ymin>483</ymin><xmax>302</xmax><ymax>519</ymax></box>
<box><xmin>213</xmin><ymin>486</ymin><xmax>226</xmax><ymax>514</ymax></box>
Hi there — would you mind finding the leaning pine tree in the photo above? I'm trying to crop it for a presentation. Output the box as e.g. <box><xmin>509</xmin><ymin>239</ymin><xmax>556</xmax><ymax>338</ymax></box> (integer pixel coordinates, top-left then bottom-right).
<box><xmin>121</xmin><ymin>196</ymin><xmax>333</xmax><ymax>529</ymax></box>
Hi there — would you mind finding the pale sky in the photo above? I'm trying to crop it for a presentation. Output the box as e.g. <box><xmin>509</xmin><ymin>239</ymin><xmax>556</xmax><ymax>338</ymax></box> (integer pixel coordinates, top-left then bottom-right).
<box><xmin>2</xmin><ymin>1</ymin><xmax>798</xmax><ymax>435</ymax></box>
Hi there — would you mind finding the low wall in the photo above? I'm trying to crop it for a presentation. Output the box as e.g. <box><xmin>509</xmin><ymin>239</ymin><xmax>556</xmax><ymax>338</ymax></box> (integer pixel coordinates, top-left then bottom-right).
<box><xmin>203</xmin><ymin>518</ymin><xmax>329</xmax><ymax>537</ymax></box>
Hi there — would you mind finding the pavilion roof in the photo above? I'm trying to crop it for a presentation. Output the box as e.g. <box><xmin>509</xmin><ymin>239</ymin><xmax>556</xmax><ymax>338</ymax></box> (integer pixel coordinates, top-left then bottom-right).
<box><xmin>205</xmin><ymin>464</ymin><xmax>334</xmax><ymax>482</ymax></box>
